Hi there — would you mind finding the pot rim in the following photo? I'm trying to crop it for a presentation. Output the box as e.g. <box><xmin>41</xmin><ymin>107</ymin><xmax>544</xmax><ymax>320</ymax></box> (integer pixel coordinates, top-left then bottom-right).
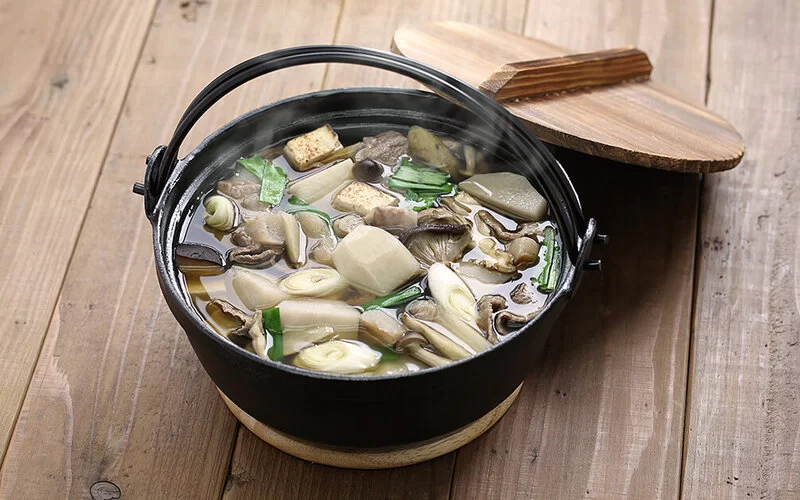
<box><xmin>151</xmin><ymin>87</ymin><xmax>597</xmax><ymax>383</ymax></box>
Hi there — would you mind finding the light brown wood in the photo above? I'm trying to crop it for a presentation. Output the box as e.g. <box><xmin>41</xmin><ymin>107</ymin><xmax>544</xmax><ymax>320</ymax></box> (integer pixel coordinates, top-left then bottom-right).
<box><xmin>449</xmin><ymin>0</ymin><xmax>710</xmax><ymax>496</ymax></box>
<box><xmin>392</xmin><ymin>22</ymin><xmax>745</xmax><ymax>173</ymax></box>
<box><xmin>0</xmin><ymin>0</ymin><xmax>341</xmax><ymax>497</ymax></box>
<box><xmin>0</xmin><ymin>0</ymin><xmax>158</xmax><ymax>461</ymax></box>
<box><xmin>682</xmin><ymin>0</ymin><xmax>800</xmax><ymax>497</ymax></box>
<box><xmin>220</xmin><ymin>386</ymin><xmax>521</xmax><ymax>469</ymax></box>
<box><xmin>480</xmin><ymin>47</ymin><xmax>653</xmax><ymax>102</ymax></box>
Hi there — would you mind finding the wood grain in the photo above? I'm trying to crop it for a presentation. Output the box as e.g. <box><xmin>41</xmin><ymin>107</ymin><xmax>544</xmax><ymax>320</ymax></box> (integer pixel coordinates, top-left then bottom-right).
<box><xmin>0</xmin><ymin>0</ymin><xmax>341</xmax><ymax>497</ymax></box>
<box><xmin>393</xmin><ymin>22</ymin><xmax>744</xmax><ymax>173</ymax></box>
<box><xmin>0</xmin><ymin>0</ymin><xmax>158</xmax><ymax>461</ymax></box>
<box><xmin>682</xmin><ymin>0</ymin><xmax>800</xmax><ymax>497</ymax></box>
<box><xmin>221</xmin><ymin>1</ymin><xmax>526</xmax><ymax>498</ymax></box>
<box><xmin>479</xmin><ymin>47</ymin><xmax>653</xmax><ymax>102</ymax></box>
<box><xmin>449</xmin><ymin>1</ymin><xmax>710</xmax><ymax>497</ymax></box>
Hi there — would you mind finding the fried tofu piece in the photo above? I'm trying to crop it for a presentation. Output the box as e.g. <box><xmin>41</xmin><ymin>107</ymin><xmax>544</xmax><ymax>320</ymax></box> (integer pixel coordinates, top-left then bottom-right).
<box><xmin>283</xmin><ymin>124</ymin><xmax>342</xmax><ymax>171</ymax></box>
<box><xmin>331</xmin><ymin>181</ymin><xmax>398</xmax><ymax>216</ymax></box>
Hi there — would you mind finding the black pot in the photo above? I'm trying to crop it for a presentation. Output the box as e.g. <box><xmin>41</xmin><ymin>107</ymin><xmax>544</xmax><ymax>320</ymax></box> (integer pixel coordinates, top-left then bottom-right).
<box><xmin>134</xmin><ymin>46</ymin><xmax>597</xmax><ymax>448</ymax></box>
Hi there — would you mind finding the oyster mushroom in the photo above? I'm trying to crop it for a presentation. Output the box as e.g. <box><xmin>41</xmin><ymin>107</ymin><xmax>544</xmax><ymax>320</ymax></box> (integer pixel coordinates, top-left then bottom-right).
<box><xmin>246</xmin><ymin>311</ymin><xmax>268</xmax><ymax>359</ymax></box>
<box><xmin>399</xmin><ymin>224</ymin><xmax>472</xmax><ymax>266</ymax></box>
<box><xmin>417</xmin><ymin>206</ymin><xmax>470</xmax><ymax>226</ymax></box>
<box><xmin>438</xmin><ymin>196</ymin><xmax>470</xmax><ymax>216</ymax></box>
<box><xmin>231</xmin><ymin>230</ymin><xmax>254</xmax><ymax>247</ymax></box>
<box><xmin>405</xmin><ymin>298</ymin><xmax>438</xmax><ymax>321</ymax></box>
<box><xmin>228</xmin><ymin>245</ymin><xmax>281</xmax><ymax>267</ymax></box>
<box><xmin>494</xmin><ymin>310</ymin><xmax>541</xmax><ymax>336</ymax></box>
<box><xmin>456</xmin><ymin>260</ymin><xmax>519</xmax><ymax>284</ymax></box>
<box><xmin>352</xmin><ymin>159</ymin><xmax>384</xmax><ymax>183</ymax></box>
<box><xmin>309</xmin><ymin>238</ymin><xmax>336</xmax><ymax>266</ymax></box>
<box><xmin>476</xmin><ymin>295</ymin><xmax>507</xmax><ymax>343</ymax></box>
<box><xmin>209</xmin><ymin>299</ymin><xmax>251</xmax><ymax>326</ymax></box>
<box><xmin>333</xmin><ymin>213</ymin><xmax>364</xmax><ymax>238</ymax></box>
<box><xmin>476</xmin><ymin>210</ymin><xmax>543</xmax><ymax>244</ymax></box>
<box><xmin>400</xmin><ymin>309</ymin><xmax>471</xmax><ymax>361</ymax></box>
<box><xmin>510</xmin><ymin>283</ymin><xmax>535</xmax><ymax>304</ymax></box>
<box><xmin>477</xmin><ymin>238</ymin><xmax>517</xmax><ymax>274</ymax></box>
<box><xmin>506</xmin><ymin>237</ymin><xmax>541</xmax><ymax>269</ymax></box>
<box><xmin>407</xmin><ymin>126</ymin><xmax>460</xmax><ymax>177</ymax></box>
<box><xmin>396</xmin><ymin>332</ymin><xmax>451</xmax><ymax>367</ymax></box>
<box><xmin>354</xmin><ymin>130</ymin><xmax>408</xmax><ymax>165</ymax></box>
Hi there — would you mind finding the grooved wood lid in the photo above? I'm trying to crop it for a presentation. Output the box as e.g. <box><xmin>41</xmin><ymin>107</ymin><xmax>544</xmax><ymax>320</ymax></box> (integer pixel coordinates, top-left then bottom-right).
<box><xmin>392</xmin><ymin>22</ymin><xmax>744</xmax><ymax>173</ymax></box>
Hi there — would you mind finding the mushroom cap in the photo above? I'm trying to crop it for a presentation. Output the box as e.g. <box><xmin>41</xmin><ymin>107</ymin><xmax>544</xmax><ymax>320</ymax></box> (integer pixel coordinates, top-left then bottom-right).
<box><xmin>399</xmin><ymin>223</ymin><xmax>472</xmax><ymax>266</ymax></box>
<box><xmin>396</xmin><ymin>331</ymin><xmax>428</xmax><ymax>350</ymax></box>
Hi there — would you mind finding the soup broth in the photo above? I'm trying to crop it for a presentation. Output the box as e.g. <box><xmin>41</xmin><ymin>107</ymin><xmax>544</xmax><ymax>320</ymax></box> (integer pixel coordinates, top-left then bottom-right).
<box><xmin>179</xmin><ymin>125</ymin><xmax>560</xmax><ymax>376</ymax></box>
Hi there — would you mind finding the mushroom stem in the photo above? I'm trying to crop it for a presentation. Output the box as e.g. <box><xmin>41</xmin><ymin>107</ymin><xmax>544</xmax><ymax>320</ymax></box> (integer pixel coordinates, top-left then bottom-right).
<box><xmin>476</xmin><ymin>210</ymin><xmax>543</xmax><ymax>243</ymax></box>
<box><xmin>400</xmin><ymin>313</ymin><xmax>472</xmax><ymax>360</ymax></box>
<box><xmin>476</xmin><ymin>295</ymin><xmax>508</xmax><ymax>343</ymax></box>
<box><xmin>494</xmin><ymin>310</ymin><xmax>541</xmax><ymax>336</ymax></box>
<box><xmin>405</xmin><ymin>343</ymin><xmax>451</xmax><ymax>367</ymax></box>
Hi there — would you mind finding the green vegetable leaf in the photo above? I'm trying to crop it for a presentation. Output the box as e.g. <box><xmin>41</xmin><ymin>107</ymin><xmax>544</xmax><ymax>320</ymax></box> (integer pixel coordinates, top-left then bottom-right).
<box><xmin>286</xmin><ymin>207</ymin><xmax>332</xmax><ymax>222</ymax></box>
<box><xmin>288</xmin><ymin>195</ymin><xmax>310</xmax><ymax>206</ymax></box>
<box><xmin>262</xmin><ymin>308</ymin><xmax>284</xmax><ymax>361</ymax></box>
<box><xmin>361</xmin><ymin>284</ymin><xmax>424</xmax><ymax>311</ymax></box>
<box><xmin>259</xmin><ymin>163</ymin><xmax>288</xmax><ymax>206</ymax></box>
<box><xmin>237</xmin><ymin>155</ymin><xmax>267</xmax><ymax>180</ymax></box>
<box><xmin>375</xmin><ymin>346</ymin><xmax>400</xmax><ymax>361</ymax></box>
<box><xmin>533</xmin><ymin>226</ymin><xmax>559</xmax><ymax>293</ymax></box>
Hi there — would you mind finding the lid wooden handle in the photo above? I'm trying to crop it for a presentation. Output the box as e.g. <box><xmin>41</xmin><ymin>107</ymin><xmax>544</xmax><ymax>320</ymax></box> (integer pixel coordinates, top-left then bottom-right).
<box><xmin>479</xmin><ymin>48</ymin><xmax>652</xmax><ymax>102</ymax></box>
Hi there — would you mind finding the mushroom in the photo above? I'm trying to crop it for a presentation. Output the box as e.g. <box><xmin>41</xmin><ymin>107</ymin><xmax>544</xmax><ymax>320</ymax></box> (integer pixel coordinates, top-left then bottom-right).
<box><xmin>208</xmin><ymin>300</ymin><xmax>268</xmax><ymax>356</ymax></box>
<box><xmin>494</xmin><ymin>310</ymin><xmax>541</xmax><ymax>336</ymax></box>
<box><xmin>398</xmin><ymin>224</ymin><xmax>472</xmax><ymax>266</ymax></box>
<box><xmin>231</xmin><ymin>230</ymin><xmax>254</xmax><ymax>247</ymax></box>
<box><xmin>333</xmin><ymin>213</ymin><xmax>364</xmax><ymax>238</ymax></box>
<box><xmin>417</xmin><ymin>206</ymin><xmax>470</xmax><ymax>227</ymax></box>
<box><xmin>505</xmin><ymin>237</ymin><xmax>540</xmax><ymax>269</ymax></box>
<box><xmin>510</xmin><ymin>283</ymin><xmax>535</xmax><ymax>304</ymax></box>
<box><xmin>396</xmin><ymin>332</ymin><xmax>451</xmax><ymax>367</ymax></box>
<box><xmin>247</xmin><ymin>311</ymin><xmax>268</xmax><ymax>359</ymax></box>
<box><xmin>456</xmin><ymin>260</ymin><xmax>519</xmax><ymax>284</ymax></box>
<box><xmin>309</xmin><ymin>238</ymin><xmax>336</xmax><ymax>266</ymax></box>
<box><xmin>406</xmin><ymin>298</ymin><xmax>438</xmax><ymax>321</ymax></box>
<box><xmin>209</xmin><ymin>299</ymin><xmax>251</xmax><ymax>326</ymax></box>
<box><xmin>438</xmin><ymin>196</ymin><xmax>470</xmax><ymax>216</ymax></box>
<box><xmin>476</xmin><ymin>210</ymin><xmax>544</xmax><ymax>243</ymax></box>
<box><xmin>364</xmin><ymin>206</ymin><xmax>418</xmax><ymax>234</ymax></box>
<box><xmin>476</xmin><ymin>295</ymin><xmax>507</xmax><ymax>343</ymax></box>
<box><xmin>407</xmin><ymin>126</ymin><xmax>460</xmax><ymax>177</ymax></box>
<box><xmin>228</xmin><ymin>245</ymin><xmax>281</xmax><ymax>267</ymax></box>
<box><xmin>352</xmin><ymin>159</ymin><xmax>384</xmax><ymax>183</ymax></box>
<box><xmin>400</xmin><ymin>312</ymin><xmax>471</xmax><ymax>361</ymax></box>
<box><xmin>281</xmin><ymin>212</ymin><xmax>306</xmax><ymax>268</ymax></box>
<box><xmin>240</xmin><ymin>194</ymin><xmax>271</xmax><ymax>211</ymax></box>
<box><xmin>477</xmin><ymin>238</ymin><xmax>517</xmax><ymax>273</ymax></box>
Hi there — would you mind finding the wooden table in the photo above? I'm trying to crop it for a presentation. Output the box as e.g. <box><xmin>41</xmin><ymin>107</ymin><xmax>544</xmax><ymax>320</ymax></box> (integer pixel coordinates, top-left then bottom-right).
<box><xmin>0</xmin><ymin>0</ymin><xmax>796</xmax><ymax>498</ymax></box>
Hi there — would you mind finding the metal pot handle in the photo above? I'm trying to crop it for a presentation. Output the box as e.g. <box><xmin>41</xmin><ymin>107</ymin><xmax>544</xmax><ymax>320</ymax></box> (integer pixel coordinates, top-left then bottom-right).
<box><xmin>133</xmin><ymin>45</ymin><xmax>588</xmax><ymax>261</ymax></box>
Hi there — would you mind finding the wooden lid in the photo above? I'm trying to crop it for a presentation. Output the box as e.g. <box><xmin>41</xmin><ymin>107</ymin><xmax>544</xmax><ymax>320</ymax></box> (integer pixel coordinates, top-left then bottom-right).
<box><xmin>392</xmin><ymin>22</ymin><xmax>744</xmax><ymax>173</ymax></box>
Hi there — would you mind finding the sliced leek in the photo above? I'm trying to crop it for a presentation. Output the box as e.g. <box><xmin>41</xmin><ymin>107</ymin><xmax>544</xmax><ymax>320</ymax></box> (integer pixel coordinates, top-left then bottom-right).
<box><xmin>279</xmin><ymin>268</ymin><xmax>345</xmax><ymax>297</ymax></box>
<box><xmin>203</xmin><ymin>195</ymin><xmax>236</xmax><ymax>231</ymax></box>
<box><xmin>293</xmin><ymin>340</ymin><xmax>381</xmax><ymax>374</ymax></box>
<box><xmin>427</xmin><ymin>263</ymin><xmax>477</xmax><ymax>323</ymax></box>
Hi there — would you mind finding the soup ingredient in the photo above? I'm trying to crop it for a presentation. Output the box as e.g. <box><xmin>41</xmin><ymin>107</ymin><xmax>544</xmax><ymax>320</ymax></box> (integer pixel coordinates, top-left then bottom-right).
<box><xmin>231</xmin><ymin>269</ymin><xmax>289</xmax><ymax>310</ymax></box>
<box><xmin>510</xmin><ymin>283</ymin><xmax>535</xmax><ymax>304</ymax></box>
<box><xmin>245</xmin><ymin>212</ymin><xmax>285</xmax><ymax>246</ymax></box>
<box><xmin>237</xmin><ymin>156</ymin><xmax>288</xmax><ymax>206</ymax></box>
<box><xmin>332</xmin><ymin>214</ymin><xmax>364</xmax><ymax>238</ymax></box>
<box><xmin>506</xmin><ymin>237</ymin><xmax>541</xmax><ymax>269</ymax></box>
<box><xmin>399</xmin><ymin>224</ymin><xmax>471</xmax><ymax>266</ymax></box>
<box><xmin>293</xmin><ymin>340</ymin><xmax>381</xmax><ymax>375</ymax></box>
<box><xmin>316</xmin><ymin>141</ymin><xmax>365</xmax><ymax>165</ymax></box>
<box><xmin>176</xmin><ymin>243</ymin><xmax>228</xmax><ymax>274</ymax></box>
<box><xmin>217</xmin><ymin>177</ymin><xmax>260</xmax><ymax>199</ymax></box>
<box><xmin>435</xmin><ymin>308</ymin><xmax>492</xmax><ymax>352</ymax></box>
<box><xmin>262</xmin><ymin>307</ymin><xmax>283</xmax><ymax>361</ymax></box>
<box><xmin>203</xmin><ymin>195</ymin><xmax>237</xmax><ymax>231</ymax></box>
<box><xmin>456</xmin><ymin>260</ymin><xmax>518</xmax><ymax>284</ymax></box>
<box><xmin>427</xmin><ymin>263</ymin><xmax>476</xmax><ymax>323</ymax></box>
<box><xmin>241</xmin><ymin>194</ymin><xmax>271</xmax><ymax>211</ymax></box>
<box><xmin>309</xmin><ymin>238</ymin><xmax>336</xmax><ymax>266</ymax></box>
<box><xmin>278</xmin><ymin>299</ymin><xmax>360</xmax><ymax>339</ymax></box>
<box><xmin>396</xmin><ymin>332</ymin><xmax>451</xmax><ymax>367</ymax></box>
<box><xmin>228</xmin><ymin>245</ymin><xmax>281</xmax><ymax>267</ymax></box>
<box><xmin>361</xmin><ymin>284</ymin><xmax>424</xmax><ymax>311</ymax></box>
<box><xmin>280</xmin><ymin>212</ymin><xmax>305</xmax><ymax>268</ymax></box>
<box><xmin>533</xmin><ymin>226</ymin><xmax>559</xmax><ymax>293</ymax></box>
<box><xmin>364</xmin><ymin>206</ymin><xmax>418</xmax><ymax>234</ymax></box>
<box><xmin>352</xmin><ymin>159</ymin><xmax>384</xmax><ymax>183</ymax></box>
<box><xmin>407</xmin><ymin>126</ymin><xmax>460</xmax><ymax>176</ymax></box>
<box><xmin>476</xmin><ymin>295</ymin><xmax>507</xmax><ymax>343</ymax></box>
<box><xmin>495</xmin><ymin>310</ymin><xmax>540</xmax><ymax>336</ymax></box>
<box><xmin>400</xmin><ymin>312</ymin><xmax>471</xmax><ymax>360</ymax></box>
<box><xmin>459</xmin><ymin>172</ymin><xmax>548</xmax><ymax>222</ymax></box>
<box><xmin>438</xmin><ymin>196</ymin><xmax>470</xmax><ymax>216</ymax></box>
<box><xmin>360</xmin><ymin>309</ymin><xmax>405</xmax><ymax>347</ymax></box>
<box><xmin>355</xmin><ymin>130</ymin><xmax>409</xmax><ymax>165</ymax></box>
<box><xmin>248</xmin><ymin>311</ymin><xmax>268</xmax><ymax>359</ymax></box>
<box><xmin>332</xmin><ymin>225</ymin><xmax>420</xmax><ymax>296</ymax></box>
<box><xmin>331</xmin><ymin>181</ymin><xmax>398</xmax><ymax>216</ymax></box>
<box><xmin>296</xmin><ymin>212</ymin><xmax>332</xmax><ymax>239</ymax></box>
<box><xmin>283</xmin><ymin>124</ymin><xmax>342</xmax><ymax>171</ymax></box>
<box><xmin>387</xmin><ymin>159</ymin><xmax>457</xmax><ymax>211</ymax></box>
<box><xmin>417</xmin><ymin>207</ymin><xmax>470</xmax><ymax>227</ymax></box>
<box><xmin>475</xmin><ymin>210</ymin><xmax>543</xmax><ymax>243</ymax></box>
<box><xmin>288</xmin><ymin>158</ymin><xmax>354</xmax><ymax>203</ymax></box>
<box><xmin>279</xmin><ymin>268</ymin><xmax>345</xmax><ymax>297</ymax></box>
<box><xmin>209</xmin><ymin>299</ymin><xmax>251</xmax><ymax>326</ymax></box>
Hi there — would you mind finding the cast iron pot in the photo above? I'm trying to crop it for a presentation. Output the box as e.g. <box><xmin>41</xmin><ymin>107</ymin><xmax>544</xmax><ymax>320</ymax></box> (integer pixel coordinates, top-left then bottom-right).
<box><xmin>134</xmin><ymin>46</ymin><xmax>598</xmax><ymax>448</ymax></box>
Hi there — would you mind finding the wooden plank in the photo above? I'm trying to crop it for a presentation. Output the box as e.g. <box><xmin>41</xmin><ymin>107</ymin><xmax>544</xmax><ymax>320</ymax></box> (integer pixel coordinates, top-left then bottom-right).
<box><xmin>450</xmin><ymin>1</ymin><xmax>711</xmax><ymax>498</ymax></box>
<box><xmin>682</xmin><ymin>0</ymin><xmax>800</xmax><ymax>497</ymax></box>
<box><xmin>220</xmin><ymin>1</ymin><xmax>526</xmax><ymax>498</ymax></box>
<box><xmin>0</xmin><ymin>0</ymin><xmax>341</xmax><ymax>497</ymax></box>
<box><xmin>0</xmin><ymin>0</ymin><xmax>158</xmax><ymax>459</ymax></box>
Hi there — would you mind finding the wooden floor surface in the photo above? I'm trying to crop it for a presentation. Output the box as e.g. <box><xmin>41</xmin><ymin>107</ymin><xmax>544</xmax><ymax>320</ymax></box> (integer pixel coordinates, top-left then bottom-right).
<box><xmin>0</xmin><ymin>0</ymin><xmax>796</xmax><ymax>498</ymax></box>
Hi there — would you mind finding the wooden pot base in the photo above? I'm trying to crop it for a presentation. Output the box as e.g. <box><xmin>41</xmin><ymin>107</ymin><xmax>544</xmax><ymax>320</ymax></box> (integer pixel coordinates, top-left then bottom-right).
<box><xmin>217</xmin><ymin>384</ymin><xmax>522</xmax><ymax>469</ymax></box>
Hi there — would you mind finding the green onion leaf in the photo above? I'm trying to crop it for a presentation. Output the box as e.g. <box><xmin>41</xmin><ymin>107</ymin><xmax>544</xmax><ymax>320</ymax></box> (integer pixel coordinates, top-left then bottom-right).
<box><xmin>375</xmin><ymin>346</ymin><xmax>400</xmax><ymax>361</ymax></box>
<box><xmin>262</xmin><ymin>308</ymin><xmax>283</xmax><ymax>361</ymax></box>
<box><xmin>361</xmin><ymin>284</ymin><xmax>424</xmax><ymax>311</ymax></box>
<box><xmin>288</xmin><ymin>195</ymin><xmax>309</xmax><ymax>206</ymax></box>
<box><xmin>534</xmin><ymin>226</ymin><xmax>559</xmax><ymax>293</ymax></box>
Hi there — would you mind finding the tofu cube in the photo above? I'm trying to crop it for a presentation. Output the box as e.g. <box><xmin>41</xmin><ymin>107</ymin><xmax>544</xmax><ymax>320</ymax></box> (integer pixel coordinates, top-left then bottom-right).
<box><xmin>332</xmin><ymin>226</ymin><xmax>420</xmax><ymax>296</ymax></box>
<box><xmin>331</xmin><ymin>181</ymin><xmax>398</xmax><ymax>216</ymax></box>
<box><xmin>283</xmin><ymin>124</ymin><xmax>342</xmax><ymax>171</ymax></box>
